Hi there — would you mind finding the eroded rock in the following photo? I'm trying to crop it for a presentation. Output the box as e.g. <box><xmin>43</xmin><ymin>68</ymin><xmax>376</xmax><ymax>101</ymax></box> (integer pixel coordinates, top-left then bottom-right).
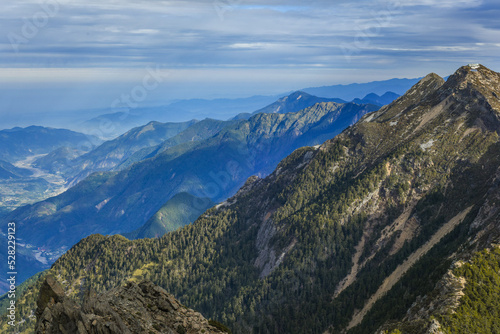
<box><xmin>35</xmin><ymin>276</ymin><xmax>227</xmax><ymax>334</ymax></box>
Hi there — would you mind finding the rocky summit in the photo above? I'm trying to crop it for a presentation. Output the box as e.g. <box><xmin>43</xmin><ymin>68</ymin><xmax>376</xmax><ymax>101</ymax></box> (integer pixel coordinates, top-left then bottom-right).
<box><xmin>35</xmin><ymin>276</ymin><xmax>227</xmax><ymax>334</ymax></box>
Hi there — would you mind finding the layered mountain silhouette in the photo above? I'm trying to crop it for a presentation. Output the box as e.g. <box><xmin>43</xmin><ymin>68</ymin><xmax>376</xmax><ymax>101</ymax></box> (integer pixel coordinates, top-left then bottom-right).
<box><xmin>79</xmin><ymin>95</ymin><xmax>279</xmax><ymax>138</ymax></box>
<box><xmin>0</xmin><ymin>126</ymin><xmax>100</xmax><ymax>163</ymax></box>
<box><xmin>78</xmin><ymin>76</ymin><xmax>417</xmax><ymax>137</ymax></box>
<box><xmin>113</xmin><ymin>118</ymin><xmax>240</xmax><ymax>172</ymax></box>
<box><xmin>55</xmin><ymin>119</ymin><xmax>198</xmax><ymax>184</ymax></box>
<box><xmin>33</xmin><ymin>91</ymin><xmax>395</xmax><ymax>186</ymax></box>
<box><xmin>4</xmin><ymin>64</ymin><xmax>499</xmax><ymax>333</ymax></box>
<box><xmin>232</xmin><ymin>91</ymin><xmax>349</xmax><ymax>120</ymax></box>
<box><xmin>302</xmin><ymin>77</ymin><xmax>420</xmax><ymax>100</ymax></box>
<box><xmin>351</xmin><ymin>91</ymin><xmax>400</xmax><ymax>106</ymax></box>
<box><xmin>1</xmin><ymin>100</ymin><xmax>378</xmax><ymax>289</ymax></box>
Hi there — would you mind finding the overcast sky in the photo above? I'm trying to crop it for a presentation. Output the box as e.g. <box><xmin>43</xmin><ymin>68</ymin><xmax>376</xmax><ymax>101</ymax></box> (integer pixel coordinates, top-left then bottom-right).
<box><xmin>1</xmin><ymin>0</ymin><xmax>499</xmax><ymax>122</ymax></box>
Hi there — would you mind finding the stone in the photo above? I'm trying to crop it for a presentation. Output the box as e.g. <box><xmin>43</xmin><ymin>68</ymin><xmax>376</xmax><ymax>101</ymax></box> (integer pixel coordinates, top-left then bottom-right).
<box><xmin>35</xmin><ymin>277</ymin><xmax>228</xmax><ymax>334</ymax></box>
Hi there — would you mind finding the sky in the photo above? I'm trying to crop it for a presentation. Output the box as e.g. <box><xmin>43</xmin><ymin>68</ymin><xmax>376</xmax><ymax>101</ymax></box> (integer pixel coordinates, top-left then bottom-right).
<box><xmin>1</xmin><ymin>0</ymin><xmax>499</xmax><ymax>126</ymax></box>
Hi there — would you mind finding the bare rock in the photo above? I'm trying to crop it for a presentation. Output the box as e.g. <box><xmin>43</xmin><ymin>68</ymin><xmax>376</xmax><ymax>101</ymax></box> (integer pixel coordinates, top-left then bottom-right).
<box><xmin>35</xmin><ymin>277</ymin><xmax>227</xmax><ymax>334</ymax></box>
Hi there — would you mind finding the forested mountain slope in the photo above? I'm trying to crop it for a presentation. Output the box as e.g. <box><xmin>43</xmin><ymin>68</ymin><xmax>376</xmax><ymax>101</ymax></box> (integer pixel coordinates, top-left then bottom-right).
<box><xmin>41</xmin><ymin>119</ymin><xmax>198</xmax><ymax>183</ymax></box>
<box><xmin>3</xmin><ymin>64</ymin><xmax>500</xmax><ymax>334</ymax></box>
<box><xmin>1</xmin><ymin>101</ymin><xmax>376</xmax><ymax>288</ymax></box>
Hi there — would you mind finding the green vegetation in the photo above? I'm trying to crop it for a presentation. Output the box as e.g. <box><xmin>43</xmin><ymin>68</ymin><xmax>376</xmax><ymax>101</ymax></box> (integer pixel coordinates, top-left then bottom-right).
<box><xmin>440</xmin><ymin>247</ymin><xmax>500</xmax><ymax>333</ymax></box>
<box><xmin>73</xmin><ymin>119</ymin><xmax>197</xmax><ymax>176</ymax></box>
<box><xmin>125</xmin><ymin>192</ymin><xmax>215</xmax><ymax>239</ymax></box>
<box><xmin>209</xmin><ymin>319</ymin><xmax>232</xmax><ymax>333</ymax></box>
<box><xmin>3</xmin><ymin>101</ymin><xmax>376</xmax><ymax>286</ymax></box>
<box><xmin>119</xmin><ymin>118</ymin><xmax>239</xmax><ymax>168</ymax></box>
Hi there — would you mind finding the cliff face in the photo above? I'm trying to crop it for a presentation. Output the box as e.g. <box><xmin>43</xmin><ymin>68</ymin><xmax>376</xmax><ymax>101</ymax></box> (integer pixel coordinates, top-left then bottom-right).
<box><xmin>35</xmin><ymin>276</ymin><xmax>226</xmax><ymax>334</ymax></box>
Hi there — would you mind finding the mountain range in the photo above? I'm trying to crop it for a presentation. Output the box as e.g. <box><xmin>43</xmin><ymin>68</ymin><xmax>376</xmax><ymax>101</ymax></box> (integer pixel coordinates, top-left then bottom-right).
<box><xmin>29</xmin><ymin>90</ymin><xmax>393</xmax><ymax>186</ymax></box>
<box><xmin>231</xmin><ymin>91</ymin><xmax>348</xmax><ymax>120</ymax></box>
<box><xmin>77</xmin><ymin>76</ymin><xmax>413</xmax><ymax>138</ymax></box>
<box><xmin>78</xmin><ymin>95</ymin><xmax>280</xmax><ymax>138</ymax></box>
<box><xmin>46</xmin><ymin>119</ymin><xmax>198</xmax><ymax>185</ymax></box>
<box><xmin>1</xmin><ymin>100</ymin><xmax>378</xmax><ymax>289</ymax></box>
<box><xmin>302</xmin><ymin>77</ymin><xmax>420</xmax><ymax>101</ymax></box>
<box><xmin>352</xmin><ymin>91</ymin><xmax>401</xmax><ymax>106</ymax></box>
<box><xmin>2</xmin><ymin>64</ymin><xmax>499</xmax><ymax>334</ymax></box>
<box><xmin>0</xmin><ymin>89</ymin><xmax>384</xmax><ymax>217</ymax></box>
<box><xmin>69</xmin><ymin>118</ymin><xmax>239</xmax><ymax>186</ymax></box>
<box><xmin>0</xmin><ymin>126</ymin><xmax>100</xmax><ymax>163</ymax></box>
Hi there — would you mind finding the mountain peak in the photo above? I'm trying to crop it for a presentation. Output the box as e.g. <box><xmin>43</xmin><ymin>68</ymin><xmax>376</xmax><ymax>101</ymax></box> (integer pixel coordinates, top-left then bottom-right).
<box><xmin>444</xmin><ymin>64</ymin><xmax>500</xmax><ymax>96</ymax></box>
<box><xmin>438</xmin><ymin>64</ymin><xmax>500</xmax><ymax>129</ymax></box>
<box><xmin>250</xmin><ymin>91</ymin><xmax>347</xmax><ymax>116</ymax></box>
<box><xmin>361</xmin><ymin>65</ymin><xmax>500</xmax><ymax>131</ymax></box>
<box><xmin>280</xmin><ymin>90</ymin><xmax>311</xmax><ymax>102</ymax></box>
<box><xmin>402</xmin><ymin>72</ymin><xmax>445</xmax><ymax>103</ymax></box>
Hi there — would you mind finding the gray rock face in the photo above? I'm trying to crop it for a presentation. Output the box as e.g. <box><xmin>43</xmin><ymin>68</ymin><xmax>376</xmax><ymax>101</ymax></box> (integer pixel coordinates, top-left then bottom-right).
<box><xmin>35</xmin><ymin>276</ymin><xmax>226</xmax><ymax>334</ymax></box>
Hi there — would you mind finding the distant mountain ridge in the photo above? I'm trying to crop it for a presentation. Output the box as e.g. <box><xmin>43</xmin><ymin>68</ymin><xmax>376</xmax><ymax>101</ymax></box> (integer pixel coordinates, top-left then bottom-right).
<box><xmin>77</xmin><ymin>77</ymin><xmax>417</xmax><ymax>137</ymax></box>
<box><xmin>35</xmin><ymin>91</ymin><xmax>397</xmax><ymax>186</ymax></box>
<box><xmin>232</xmin><ymin>90</ymin><xmax>399</xmax><ymax>120</ymax></box>
<box><xmin>60</xmin><ymin>119</ymin><xmax>197</xmax><ymax>185</ymax></box>
<box><xmin>31</xmin><ymin>119</ymin><xmax>232</xmax><ymax>187</ymax></box>
<box><xmin>0</xmin><ymin>126</ymin><xmax>100</xmax><ymax>163</ymax></box>
<box><xmin>116</xmin><ymin>118</ymin><xmax>240</xmax><ymax>171</ymax></box>
<box><xmin>352</xmin><ymin>91</ymin><xmax>400</xmax><ymax>106</ymax></box>
<box><xmin>302</xmin><ymin>77</ymin><xmax>421</xmax><ymax>100</ymax></box>
<box><xmin>231</xmin><ymin>91</ymin><xmax>347</xmax><ymax>120</ymax></box>
<box><xmin>78</xmin><ymin>95</ymin><xmax>279</xmax><ymax>138</ymax></box>
<box><xmin>1</xmin><ymin>101</ymin><xmax>379</xmax><ymax>288</ymax></box>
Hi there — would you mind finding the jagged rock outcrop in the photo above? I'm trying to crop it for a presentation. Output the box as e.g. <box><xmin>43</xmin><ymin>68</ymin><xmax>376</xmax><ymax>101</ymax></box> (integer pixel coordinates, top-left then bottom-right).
<box><xmin>35</xmin><ymin>276</ymin><xmax>226</xmax><ymax>334</ymax></box>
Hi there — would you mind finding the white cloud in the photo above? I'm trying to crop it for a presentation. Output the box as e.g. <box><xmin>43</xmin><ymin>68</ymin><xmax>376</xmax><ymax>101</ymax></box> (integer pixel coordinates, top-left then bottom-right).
<box><xmin>129</xmin><ymin>29</ymin><xmax>160</xmax><ymax>34</ymax></box>
<box><xmin>228</xmin><ymin>43</ymin><xmax>278</xmax><ymax>49</ymax></box>
<box><xmin>0</xmin><ymin>68</ymin><xmax>155</xmax><ymax>83</ymax></box>
<box><xmin>399</xmin><ymin>0</ymin><xmax>482</xmax><ymax>7</ymax></box>
<box><xmin>0</xmin><ymin>0</ymin><xmax>499</xmax><ymax>101</ymax></box>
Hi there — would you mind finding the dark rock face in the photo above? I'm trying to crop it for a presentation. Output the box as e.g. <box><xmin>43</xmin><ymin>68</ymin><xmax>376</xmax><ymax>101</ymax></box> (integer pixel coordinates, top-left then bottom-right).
<box><xmin>35</xmin><ymin>276</ymin><xmax>226</xmax><ymax>334</ymax></box>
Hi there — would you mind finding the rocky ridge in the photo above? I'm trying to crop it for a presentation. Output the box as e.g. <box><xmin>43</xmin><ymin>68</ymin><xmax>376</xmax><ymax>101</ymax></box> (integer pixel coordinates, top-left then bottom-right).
<box><xmin>35</xmin><ymin>276</ymin><xmax>226</xmax><ymax>334</ymax></box>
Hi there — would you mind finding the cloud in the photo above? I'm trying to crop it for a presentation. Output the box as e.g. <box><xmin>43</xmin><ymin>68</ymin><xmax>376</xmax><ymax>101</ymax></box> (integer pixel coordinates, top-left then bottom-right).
<box><xmin>227</xmin><ymin>43</ymin><xmax>279</xmax><ymax>49</ymax></box>
<box><xmin>0</xmin><ymin>0</ymin><xmax>499</xmax><ymax>102</ymax></box>
<box><xmin>399</xmin><ymin>0</ymin><xmax>482</xmax><ymax>8</ymax></box>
